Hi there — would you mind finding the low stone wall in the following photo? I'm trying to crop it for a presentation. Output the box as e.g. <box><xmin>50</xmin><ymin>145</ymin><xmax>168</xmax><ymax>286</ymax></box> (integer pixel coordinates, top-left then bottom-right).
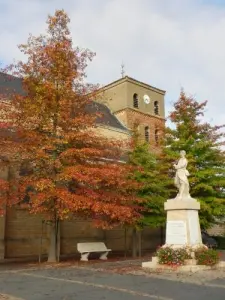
<box><xmin>5</xmin><ymin>208</ymin><xmax>49</xmax><ymax>258</ymax></box>
<box><xmin>208</xmin><ymin>224</ymin><xmax>225</xmax><ymax>237</ymax></box>
<box><xmin>2</xmin><ymin>207</ymin><xmax>162</xmax><ymax>259</ymax></box>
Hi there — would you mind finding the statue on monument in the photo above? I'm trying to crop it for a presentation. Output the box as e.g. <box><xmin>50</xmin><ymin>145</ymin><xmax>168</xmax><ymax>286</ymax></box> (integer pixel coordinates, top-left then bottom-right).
<box><xmin>173</xmin><ymin>150</ymin><xmax>190</xmax><ymax>200</ymax></box>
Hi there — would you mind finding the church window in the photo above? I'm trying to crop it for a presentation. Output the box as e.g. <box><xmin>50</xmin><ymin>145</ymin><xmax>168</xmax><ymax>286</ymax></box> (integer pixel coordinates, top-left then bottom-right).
<box><xmin>155</xmin><ymin>128</ymin><xmax>159</xmax><ymax>145</ymax></box>
<box><xmin>133</xmin><ymin>93</ymin><xmax>139</xmax><ymax>108</ymax></box>
<box><xmin>144</xmin><ymin>126</ymin><xmax>150</xmax><ymax>142</ymax></box>
<box><xmin>154</xmin><ymin>101</ymin><xmax>159</xmax><ymax>115</ymax></box>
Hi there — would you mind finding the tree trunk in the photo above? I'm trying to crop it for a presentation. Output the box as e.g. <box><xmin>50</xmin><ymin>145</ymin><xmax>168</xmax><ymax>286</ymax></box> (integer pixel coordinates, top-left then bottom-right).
<box><xmin>124</xmin><ymin>227</ymin><xmax>127</xmax><ymax>258</ymax></box>
<box><xmin>132</xmin><ymin>227</ymin><xmax>137</xmax><ymax>258</ymax></box>
<box><xmin>38</xmin><ymin>220</ymin><xmax>44</xmax><ymax>263</ymax></box>
<box><xmin>56</xmin><ymin>220</ymin><xmax>60</xmax><ymax>262</ymax></box>
<box><xmin>138</xmin><ymin>230</ymin><xmax>142</xmax><ymax>257</ymax></box>
<box><xmin>47</xmin><ymin>219</ymin><xmax>60</xmax><ymax>262</ymax></box>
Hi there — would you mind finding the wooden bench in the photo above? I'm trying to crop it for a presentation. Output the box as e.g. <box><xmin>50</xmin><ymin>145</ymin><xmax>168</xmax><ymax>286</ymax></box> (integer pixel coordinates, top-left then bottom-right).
<box><xmin>77</xmin><ymin>242</ymin><xmax>111</xmax><ymax>261</ymax></box>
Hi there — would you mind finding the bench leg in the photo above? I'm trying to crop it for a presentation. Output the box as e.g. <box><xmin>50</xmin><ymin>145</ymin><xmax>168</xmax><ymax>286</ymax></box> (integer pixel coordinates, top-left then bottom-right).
<box><xmin>100</xmin><ymin>251</ymin><xmax>109</xmax><ymax>260</ymax></box>
<box><xmin>80</xmin><ymin>252</ymin><xmax>90</xmax><ymax>261</ymax></box>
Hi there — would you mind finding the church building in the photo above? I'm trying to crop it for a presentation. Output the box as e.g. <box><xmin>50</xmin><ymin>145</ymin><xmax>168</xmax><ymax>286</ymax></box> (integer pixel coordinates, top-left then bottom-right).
<box><xmin>0</xmin><ymin>73</ymin><xmax>166</xmax><ymax>260</ymax></box>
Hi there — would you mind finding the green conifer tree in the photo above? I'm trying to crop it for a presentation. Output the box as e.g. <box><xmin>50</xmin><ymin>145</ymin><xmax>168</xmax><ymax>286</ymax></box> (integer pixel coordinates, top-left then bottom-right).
<box><xmin>129</xmin><ymin>138</ymin><xmax>169</xmax><ymax>228</ymax></box>
<box><xmin>163</xmin><ymin>90</ymin><xmax>225</xmax><ymax>229</ymax></box>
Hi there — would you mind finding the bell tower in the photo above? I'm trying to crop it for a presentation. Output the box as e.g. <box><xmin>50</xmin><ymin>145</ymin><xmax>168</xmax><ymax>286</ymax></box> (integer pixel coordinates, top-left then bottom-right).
<box><xmin>97</xmin><ymin>76</ymin><xmax>166</xmax><ymax>147</ymax></box>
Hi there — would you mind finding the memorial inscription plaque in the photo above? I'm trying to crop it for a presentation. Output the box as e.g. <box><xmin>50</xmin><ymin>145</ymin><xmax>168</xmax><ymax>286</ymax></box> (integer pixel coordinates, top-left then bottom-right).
<box><xmin>166</xmin><ymin>220</ymin><xmax>187</xmax><ymax>245</ymax></box>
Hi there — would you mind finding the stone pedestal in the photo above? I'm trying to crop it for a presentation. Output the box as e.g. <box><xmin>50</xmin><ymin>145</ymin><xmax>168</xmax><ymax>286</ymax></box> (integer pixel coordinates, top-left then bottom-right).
<box><xmin>164</xmin><ymin>198</ymin><xmax>202</xmax><ymax>248</ymax></box>
<box><xmin>142</xmin><ymin>197</ymin><xmax>204</xmax><ymax>271</ymax></box>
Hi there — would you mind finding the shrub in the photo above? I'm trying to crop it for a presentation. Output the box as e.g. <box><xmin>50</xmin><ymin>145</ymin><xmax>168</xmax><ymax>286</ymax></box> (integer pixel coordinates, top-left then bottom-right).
<box><xmin>156</xmin><ymin>246</ymin><xmax>191</xmax><ymax>266</ymax></box>
<box><xmin>194</xmin><ymin>247</ymin><xmax>220</xmax><ymax>266</ymax></box>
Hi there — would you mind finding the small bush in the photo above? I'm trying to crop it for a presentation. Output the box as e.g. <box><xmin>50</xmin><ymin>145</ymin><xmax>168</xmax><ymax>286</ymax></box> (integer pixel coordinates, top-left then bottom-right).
<box><xmin>156</xmin><ymin>246</ymin><xmax>191</xmax><ymax>266</ymax></box>
<box><xmin>195</xmin><ymin>247</ymin><xmax>220</xmax><ymax>266</ymax></box>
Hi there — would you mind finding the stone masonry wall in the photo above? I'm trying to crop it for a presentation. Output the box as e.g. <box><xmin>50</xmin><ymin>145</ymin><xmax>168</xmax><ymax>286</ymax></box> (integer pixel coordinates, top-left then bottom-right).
<box><xmin>3</xmin><ymin>207</ymin><xmax>161</xmax><ymax>259</ymax></box>
<box><xmin>5</xmin><ymin>208</ymin><xmax>49</xmax><ymax>258</ymax></box>
<box><xmin>208</xmin><ymin>224</ymin><xmax>225</xmax><ymax>237</ymax></box>
<box><xmin>115</xmin><ymin>108</ymin><xmax>165</xmax><ymax>147</ymax></box>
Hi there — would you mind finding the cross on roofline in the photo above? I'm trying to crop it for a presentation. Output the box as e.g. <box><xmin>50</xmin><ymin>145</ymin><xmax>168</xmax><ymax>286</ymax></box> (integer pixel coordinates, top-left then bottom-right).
<box><xmin>121</xmin><ymin>62</ymin><xmax>125</xmax><ymax>78</ymax></box>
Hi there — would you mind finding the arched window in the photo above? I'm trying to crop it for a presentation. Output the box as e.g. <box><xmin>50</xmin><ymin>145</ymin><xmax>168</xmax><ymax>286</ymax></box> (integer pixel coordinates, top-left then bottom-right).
<box><xmin>144</xmin><ymin>126</ymin><xmax>150</xmax><ymax>142</ymax></box>
<box><xmin>154</xmin><ymin>101</ymin><xmax>159</xmax><ymax>115</ymax></box>
<box><xmin>133</xmin><ymin>93</ymin><xmax>139</xmax><ymax>108</ymax></box>
<box><xmin>155</xmin><ymin>128</ymin><xmax>159</xmax><ymax>145</ymax></box>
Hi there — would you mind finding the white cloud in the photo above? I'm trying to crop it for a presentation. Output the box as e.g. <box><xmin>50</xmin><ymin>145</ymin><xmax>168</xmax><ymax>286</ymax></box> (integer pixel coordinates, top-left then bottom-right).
<box><xmin>1</xmin><ymin>0</ymin><xmax>225</xmax><ymax>125</ymax></box>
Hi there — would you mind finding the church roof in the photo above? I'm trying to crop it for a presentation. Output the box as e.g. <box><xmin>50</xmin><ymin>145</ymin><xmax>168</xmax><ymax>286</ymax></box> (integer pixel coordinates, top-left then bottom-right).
<box><xmin>98</xmin><ymin>75</ymin><xmax>166</xmax><ymax>95</ymax></box>
<box><xmin>85</xmin><ymin>101</ymin><xmax>129</xmax><ymax>132</ymax></box>
<box><xmin>0</xmin><ymin>72</ymin><xmax>24</xmax><ymax>98</ymax></box>
<box><xmin>0</xmin><ymin>72</ymin><xmax>128</xmax><ymax>132</ymax></box>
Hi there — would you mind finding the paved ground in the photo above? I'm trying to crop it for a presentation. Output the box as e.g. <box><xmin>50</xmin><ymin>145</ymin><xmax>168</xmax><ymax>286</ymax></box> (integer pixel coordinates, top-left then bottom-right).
<box><xmin>0</xmin><ymin>259</ymin><xmax>225</xmax><ymax>300</ymax></box>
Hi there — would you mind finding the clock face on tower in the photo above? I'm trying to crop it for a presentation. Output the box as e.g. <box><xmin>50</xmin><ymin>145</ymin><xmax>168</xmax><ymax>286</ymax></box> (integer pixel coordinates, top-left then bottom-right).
<box><xmin>143</xmin><ymin>94</ymin><xmax>150</xmax><ymax>104</ymax></box>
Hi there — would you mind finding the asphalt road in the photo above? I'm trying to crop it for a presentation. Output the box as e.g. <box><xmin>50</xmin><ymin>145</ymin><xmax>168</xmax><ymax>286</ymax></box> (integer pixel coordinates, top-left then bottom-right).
<box><xmin>0</xmin><ymin>266</ymin><xmax>225</xmax><ymax>300</ymax></box>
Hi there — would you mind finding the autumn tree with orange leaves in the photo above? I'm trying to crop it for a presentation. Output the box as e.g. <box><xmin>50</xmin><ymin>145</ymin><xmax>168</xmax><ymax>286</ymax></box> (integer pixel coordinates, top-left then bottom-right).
<box><xmin>0</xmin><ymin>10</ymin><xmax>144</xmax><ymax>262</ymax></box>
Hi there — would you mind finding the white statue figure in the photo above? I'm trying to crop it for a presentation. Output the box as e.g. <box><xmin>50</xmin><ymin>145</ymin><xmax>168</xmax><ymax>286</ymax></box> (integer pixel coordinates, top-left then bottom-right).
<box><xmin>173</xmin><ymin>150</ymin><xmax>190</xmax><ymax>200</ymax></box>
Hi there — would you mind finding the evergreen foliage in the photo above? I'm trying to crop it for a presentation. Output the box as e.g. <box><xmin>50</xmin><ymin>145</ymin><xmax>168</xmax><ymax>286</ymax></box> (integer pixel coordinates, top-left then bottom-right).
<box><xmin>163</xmin><ymin>90</ymin><xmax>225</xmax><ymax>228</ymax></box>
<box><xmin>129</xmin><ymin>139</ymin><xmax>170</xmax><ymax>228</ymax></box>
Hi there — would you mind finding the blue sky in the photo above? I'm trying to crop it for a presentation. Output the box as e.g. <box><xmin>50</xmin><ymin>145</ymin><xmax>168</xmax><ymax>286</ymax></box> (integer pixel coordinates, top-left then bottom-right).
<box><xmin>0</xmin><ymin>0</ymin><xmax>225</xmax><ymax>126</ymax></box>
<box><xmin>203</xmin><ymin>0</ymin><xmax>225</xmax><ymax>5</ymax></box>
